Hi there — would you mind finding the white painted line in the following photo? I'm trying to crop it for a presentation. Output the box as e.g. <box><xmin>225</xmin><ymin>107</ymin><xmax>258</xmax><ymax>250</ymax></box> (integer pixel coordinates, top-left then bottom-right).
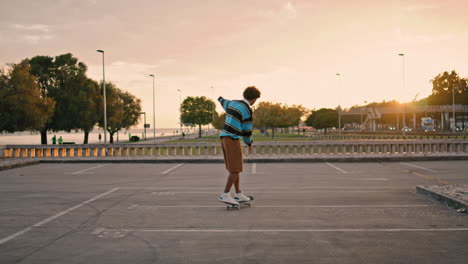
<box><xmin>119</xmin><ymin>186</ymin><xmax>406</xmax><ymax>190</ymax></box>
<box><xmin>325</xmin><ymin>162</ymin><xmax>347</xmax><ymax>174</ymax></box>
<box><xmin>127</xmin><ymin>190</ymin><xmax>406</xmax><ymax>194</ymax></box>
<box><xmin>91</xmin><ymin>227</ymin><xmax>106</xmax><ymax>235</ymax></box>
<box><xmin>93</xmin><ymin>227</ymin><xmax>468</xmax><ymax>233</ymax></box>
<box><xmin>400</xmin><ymin>162</ymin><xmax>438</xmax><ymax>173</ymax></box>
<box><xmin>353</xmin><ymin>178</ymin><xmax>388</xmax><ymax>181</ymax></box>
<box><xmin>129</xmin><ymin>204</ymin><xmax>430</xmax><ymax>209</ymax></box>
<box><xmin>66</xmin><ymin>164</ymin><xmax>108</xmax><ymax>175</ymax></box>
<box><xmin>157</xmin><ymin>164</ymin><xmax>184</xmax><ymax>175</ymax></box>
<box><xmin>0</xmin><ymin>188</ymin><xmax>119</xmax><ymax>245</ymax></box>
<box><xmin>252</xmin><ymin>163</ymin><xmax>257</xmax><ymax>174</ymax></box>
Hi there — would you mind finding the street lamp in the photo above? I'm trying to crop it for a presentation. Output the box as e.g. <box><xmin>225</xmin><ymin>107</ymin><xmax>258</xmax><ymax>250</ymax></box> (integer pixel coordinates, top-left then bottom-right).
<box><xmin>96</xmin><ymin>49</ymin><xmax>107</xmax><ymax>144</ymax></box>
<box><xmin>140</xmin><ymin>112</ymin><xmax>146</xmax><ymax>140</ymax></box>
<box><xmin>336</xmin><ymin>73</ymin><xmax>342</xmax><ymax>136</ymax></box>
<box><xmin>211</xmin><ymin>86</ymin><xmax>214</xmax><ymax>131</ymax></box>
<box><xmin>149</xmin><ymin>74</ymin><xmax>156</xmax><ymax>143</ymax></box>
<box><xmin>398</xmin><ymin>53</ymin><xmax>406</xmax><ymax>136</ymax></box>
<box><xmin>452</xmin><ymin>86</ymin><xmax>456</xmax><ymax>133</ymax></box>
<box><xmin>177</xmin><ymin>89</ymin><xmax>182</xmax><ymax>134</ymax></box>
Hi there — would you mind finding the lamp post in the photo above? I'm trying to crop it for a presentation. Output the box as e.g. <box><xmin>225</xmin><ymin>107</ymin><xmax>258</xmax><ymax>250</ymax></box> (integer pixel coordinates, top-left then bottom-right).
<box><xmin>398</xmin><ymin>53</ymin><xmax>406</xmax><ymax>136</ymax></box>
<box><xmin>96</xmin><ymin>50</ymin><xmax>107</xmax><ymax>144</ymax></box>
<box><xmin>336</xmin><ymin>73</ymin><xmax>342</xmax><ymax>136</ymax></box>
<box><xmin>211</xmin><ymin>86</ymin><xmax>214</xmax><ymax>131</ymax></box>
<box><xmin>177</xmin><ymin>89</ymin><xmax>182</xmax><ymax>134</ymax></box>
<box><xmin>452</xmin><ymin>86</ymin><xmax>456</xmax><ymax>133</ymax></box>
<box><xmin>149</xmin><ymin>74</ymin><xmax>156</xmax><ymax>143</ymax></box>
<box><xmin>140</xmin><ymin>112</ymin><xmax>146</xmax><ymax>140</ymax></box>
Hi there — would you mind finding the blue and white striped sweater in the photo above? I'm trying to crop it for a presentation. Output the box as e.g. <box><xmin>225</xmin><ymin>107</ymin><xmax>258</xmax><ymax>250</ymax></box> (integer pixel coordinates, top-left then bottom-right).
<box><xmin>218</xmin><ymin>97</ymin><xmax>253</xmax><ymax>145</ymax></box>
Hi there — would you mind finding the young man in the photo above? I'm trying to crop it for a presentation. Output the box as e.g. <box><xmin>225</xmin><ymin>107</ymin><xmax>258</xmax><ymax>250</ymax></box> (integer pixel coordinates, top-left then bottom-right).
<box><xmin>217</xmin><ymin>86</ymin><xmax>261</xmax><ymax>205</ymax></box>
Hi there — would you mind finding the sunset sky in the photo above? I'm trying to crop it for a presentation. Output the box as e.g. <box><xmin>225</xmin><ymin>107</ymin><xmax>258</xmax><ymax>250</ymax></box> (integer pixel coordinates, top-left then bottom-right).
<box><xmin>1</xmin><ymin>0</ymin><xmax>467</xmax><ymax>128</ymax></box>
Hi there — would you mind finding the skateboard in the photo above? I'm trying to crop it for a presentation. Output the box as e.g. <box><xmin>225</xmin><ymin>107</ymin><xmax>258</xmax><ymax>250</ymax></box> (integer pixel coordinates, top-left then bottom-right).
<box><xmin>225</xmin><ymin>196</ymin><xmax>254</xmax><ymax>210</ymax></box>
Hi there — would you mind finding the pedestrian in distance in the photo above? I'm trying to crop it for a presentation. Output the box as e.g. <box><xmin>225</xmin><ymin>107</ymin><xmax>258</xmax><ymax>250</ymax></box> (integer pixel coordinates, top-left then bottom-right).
<box><xmin>52</xmin><ymin>135</ymin><xmax>56</xmax><ymax>145</ymax></box>
<box><xmin>98</xmin><ymin>133</ymin><xmax>102</xmax><ymax>143</ymax></box>
<box><xmin>217</xmin><ymin>86</ymin><xmax>261</xmax><ymax>205</ymax></box>
<box><xmin>58</xmin><ymin>136</ymin><xmax>63</xmax><ymax>144</ymax></box>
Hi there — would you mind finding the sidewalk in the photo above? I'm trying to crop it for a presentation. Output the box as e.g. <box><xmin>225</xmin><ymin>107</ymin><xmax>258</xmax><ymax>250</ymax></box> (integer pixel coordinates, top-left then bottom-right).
<box><xmin>133</xmin><ymin>131</ymin><xmax>205</xmax><ymax>144</ymax></box>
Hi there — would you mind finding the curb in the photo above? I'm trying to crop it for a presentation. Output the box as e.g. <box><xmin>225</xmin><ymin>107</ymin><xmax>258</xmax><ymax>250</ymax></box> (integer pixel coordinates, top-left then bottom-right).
<box><xmin>416</xmin><ymin>186</ymin><xmax>468</xmax><ymax>212</ymax></box>
<box><xmin>37</xmin><ymin>155</ymin><xmax>468</xmax><ymax>164</ymax></box>
<box><xmin>0</xmin><ymin>160</ymin><xmax>41</xmax><ymax>172</ymax></box>
<box><xmin>1</xmin><ymin>155</ymin><xmax>468</xmax><ymax>171</ymax></box>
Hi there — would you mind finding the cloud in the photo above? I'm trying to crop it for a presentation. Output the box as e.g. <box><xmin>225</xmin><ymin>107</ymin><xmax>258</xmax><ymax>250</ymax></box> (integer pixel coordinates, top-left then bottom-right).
<box><xmin>7</xmin><ymin>24</ymin><xmax>54</xmax><ymax>44</ymax></box>
<box><xmin>403</xmin><ymin>4</ymin><xmax>437</xmax><ymax>12</ymax></box>
<box><xmin>88</xmin><ymin>61</ymin><xmax>160</xmax><ymax>91</ymax></box>
<box><xmin>11</xmin><ymin>24</ymin><xmax>50</xmax><ymax>33</ymax></box>
<box><xmin>282</xmin><ymin>2</ymin><xmax>297</xmax><ymax>19</ymax></box>
<box><xmin>258</xmin><ymin>1</ymin><xmax>297</xmax><ymax>21</ymax></box>
<box><xmin>22</xmin><ymin>34</ymin><xmax>54</xmax><ymax>44</ymax></box>
<box><xmin>393</xmin><ymin>28</ymin><xmax>459</xmax><ymax>44</ymax></box>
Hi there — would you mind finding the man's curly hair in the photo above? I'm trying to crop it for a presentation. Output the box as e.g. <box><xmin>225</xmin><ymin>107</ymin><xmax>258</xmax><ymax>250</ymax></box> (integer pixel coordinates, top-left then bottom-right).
<box><xmin>243</xmin><ymin>86</ymin><xmax>261</xmax><ymax>100</ymax></box>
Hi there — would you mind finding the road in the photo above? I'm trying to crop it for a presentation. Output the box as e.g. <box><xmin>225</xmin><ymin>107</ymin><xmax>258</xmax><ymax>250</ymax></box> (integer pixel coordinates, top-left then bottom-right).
<box><xmin>0</xmin><ymin>161</ymin><xmax>467</xmax><ymax>263</ymax></box>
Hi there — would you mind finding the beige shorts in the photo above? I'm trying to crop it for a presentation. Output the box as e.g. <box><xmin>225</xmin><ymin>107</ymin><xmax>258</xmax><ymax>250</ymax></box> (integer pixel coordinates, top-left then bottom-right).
<box><xmin>220</xmin><ymin>136</ymin><xmax>243</xmax><ymax>173</ymax></box>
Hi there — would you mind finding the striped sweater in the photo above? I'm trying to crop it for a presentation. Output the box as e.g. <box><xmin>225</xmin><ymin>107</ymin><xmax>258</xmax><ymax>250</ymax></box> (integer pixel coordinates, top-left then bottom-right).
<box><xmin>218</xmin><ymin>97</ymin><xmax>253</xmax><ymax>145</ymax></box>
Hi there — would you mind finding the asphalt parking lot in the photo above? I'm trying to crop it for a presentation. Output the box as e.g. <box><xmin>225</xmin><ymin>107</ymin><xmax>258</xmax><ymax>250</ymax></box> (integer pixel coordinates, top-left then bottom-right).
<box><xmin>0</xmin><ymin>161</ymin><xmax>467</xmax><ymax>263</ymax></box>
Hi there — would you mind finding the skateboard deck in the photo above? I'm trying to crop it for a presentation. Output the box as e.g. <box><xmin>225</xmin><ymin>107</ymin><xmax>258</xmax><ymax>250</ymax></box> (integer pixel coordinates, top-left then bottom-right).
<box><xmin>226</xmin><ymin>196</ymin><xmax>254</xmax><ymax>210</ymax></box>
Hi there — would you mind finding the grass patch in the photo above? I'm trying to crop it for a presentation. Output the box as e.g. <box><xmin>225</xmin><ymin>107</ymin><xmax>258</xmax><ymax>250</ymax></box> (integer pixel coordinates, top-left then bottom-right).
<box><xmin>166</xmin><ymin>132</ymin><xmax>465</xmax><ymax>143</ymax></box>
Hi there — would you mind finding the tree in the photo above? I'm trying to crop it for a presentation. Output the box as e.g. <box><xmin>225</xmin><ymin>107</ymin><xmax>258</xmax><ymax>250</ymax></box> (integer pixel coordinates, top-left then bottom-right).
<box><xmin>47</xmin><ymin>53</ymin><xmax>88</xmax><ymax>132</ymax></box>
<box><xmin>98</xmin><ymin>82</ymin><xmax>141</xmax><ymax>143</ymax></box>
<box><xmin>29</xmin><ymin>55</ymin><xmax>56</xmax><ymax>144</ymax></box>
<box><xmin>253</xmin><ymin>102</ymin><xmax>283</xmax><ymax>138</ymax></box>
<box><xmin>73</xmin><ymin>78</ymin><xmax>101</xmax><ymax>144</ymax></box>
<box><xmin>305</xmin><ymin>108</ymin><xmax>338</xmax><ymax>133</ymax></box>
<box><xmin>212</xmin><ymin>113</ymin><xmax>226</xmax><ymax>130</ymax></box>
<box><xmin>281</xmin><ymin>105</ymin><xmax>308</xmax><ymax>134</ymax></box>
<box><xmin>428</xmin><ymin>71</ymin><xmax>468</xmax><ymax>105</ymax></box>
<box><xmin>0</xmin><ymin>60</ymin><xmax>54</xmax><ymax>132</ymax></box>
<box><xmin>28</xmin><ymin>53</ymin><xmax>91</xmax><ymax>144</ymax></box>
<box><xmin>181</xmin><ymin>96</ymin><xmax>217</xmax><ymax>137</ymax></box>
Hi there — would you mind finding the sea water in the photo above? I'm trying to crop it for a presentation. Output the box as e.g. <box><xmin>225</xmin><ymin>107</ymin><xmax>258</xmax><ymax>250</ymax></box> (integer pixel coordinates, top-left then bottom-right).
<box><xmin>0</xmin><ymin>128</ymin><xmax>197</xmax><ymax>145</ymax></box>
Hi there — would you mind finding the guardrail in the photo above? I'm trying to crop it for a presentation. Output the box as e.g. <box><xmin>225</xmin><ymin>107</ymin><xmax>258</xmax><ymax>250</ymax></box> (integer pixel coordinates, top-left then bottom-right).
<box><xmin>3</xmin><ymin>140</ymin><xmax>468</xmax><ymax>159</ymax></box>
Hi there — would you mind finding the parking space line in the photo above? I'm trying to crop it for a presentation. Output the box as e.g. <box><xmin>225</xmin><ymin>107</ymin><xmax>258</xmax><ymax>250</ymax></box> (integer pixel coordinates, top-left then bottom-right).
<box><xmin>0</xmin><ymin>188</ymin><xmax>119</xmax><ymax>245</ymax></box>
<box><xmin>120</xmin><ymin>186</ymin><xmax>407</xmax><ymax>190</ymax></box>
<box><xmin>325</xmin><ymin>162</ymin><xmax>347</xmax><ymax>174</ymax></box>
<box><xmin>353</xmin><ymin>178</ymin><xmax>388</xmax><ymax>181</ymax></box>
<box><xmin>66</xmin><ymin>164</ymin><xmax>108</xmax><ymax>175</ymax></box>
<box><xmin>93</xmin><ymin>227</ymin><xmax>468</xmax><ymax>233</ymax></box>
<box><xmin>129</xmin><ymin>204</ymin><xmax>431</xmax><ymax>209</ymax></box>
<box><xmin>146</xmin><ymin>190</ymin><xmax>404</xmax><ymax>193</ymax></box>
<box><xmin>400</xmin><ymin>163</ymin><xmax>438</xmax><ymax>173</ymax></box>
<box><xmin>157</xmin><ymin>164</ymin><xmax>184</xmax><ymax>175</ymax></box>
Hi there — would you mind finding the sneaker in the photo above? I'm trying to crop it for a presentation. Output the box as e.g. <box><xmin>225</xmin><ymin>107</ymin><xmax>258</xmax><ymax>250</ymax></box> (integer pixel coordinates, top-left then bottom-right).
<box><xmin>233</xmin><ymin>192</ymin><xmax>250</xmax><ymax>202</ymax></box>
<box><xmin>218</xmin><ymin>193</ymin><xmax>239</xmax><ymax>205</ymax></box>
